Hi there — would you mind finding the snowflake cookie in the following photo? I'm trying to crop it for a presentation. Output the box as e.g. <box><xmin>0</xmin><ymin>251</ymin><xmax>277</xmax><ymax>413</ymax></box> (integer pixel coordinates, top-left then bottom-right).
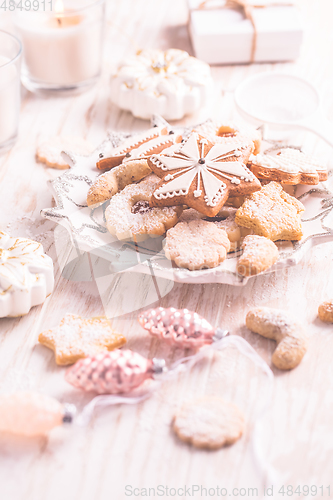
<box><xmin>148</xmin><ymin>132</ymin><xmax>261</xmax><ymax>217</ymax></box>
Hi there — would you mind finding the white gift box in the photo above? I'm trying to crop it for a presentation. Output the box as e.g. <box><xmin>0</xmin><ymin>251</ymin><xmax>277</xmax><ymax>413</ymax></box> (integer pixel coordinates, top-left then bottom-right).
<box><xmin>188</xmin><ymin>0</ymin><xmax>303</xmax><ymax>64</ymax></box>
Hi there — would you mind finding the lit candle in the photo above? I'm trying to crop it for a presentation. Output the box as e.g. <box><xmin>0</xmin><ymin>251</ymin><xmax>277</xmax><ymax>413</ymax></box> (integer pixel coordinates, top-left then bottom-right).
<box><xmin>14</xmin><ymin>0</ymin><xmax>105</xmax><ymax>93</ymax></box>
<box><xmin>0</xmin><ymin>32</ymin><xmax>21</xmax><ymax>152</ymax></box>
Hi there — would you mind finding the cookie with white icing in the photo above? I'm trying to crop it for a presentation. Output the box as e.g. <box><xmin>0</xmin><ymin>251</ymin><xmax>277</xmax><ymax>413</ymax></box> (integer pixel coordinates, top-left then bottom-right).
<box><xmin>97</xmin><ymin>126</ymin><xmax>182</xmax><ymax>171</ymax></box>
<box><xmin>248</xmin><ymin>148</ymin><xmax>328</xmax><ymax>185</ymax></box>
<box><xmin>110</xmin><ymin>49</ymin><xmax>213</xmax><ymax>120</ymax></box>
<box><xmin>0</xmin><ymin>232</ymin><xmax>54</xmax><ymax>317</ymax></box>
<box><xmin>148</xmin><ymin>132</ymin><xmax>261</xmax><ymax>217</ymax></box>
<box><xmin>172</xmin><ymin>396</ymin><xmax>245</xmax><ymax>450</ymax></box>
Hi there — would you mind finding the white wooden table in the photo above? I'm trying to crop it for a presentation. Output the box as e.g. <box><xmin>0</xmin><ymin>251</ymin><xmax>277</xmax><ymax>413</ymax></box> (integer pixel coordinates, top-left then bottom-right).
<box><xmin>1</xmin><ymin>1</ymin><xmax>333</xmax><ymax>499</ymax></box>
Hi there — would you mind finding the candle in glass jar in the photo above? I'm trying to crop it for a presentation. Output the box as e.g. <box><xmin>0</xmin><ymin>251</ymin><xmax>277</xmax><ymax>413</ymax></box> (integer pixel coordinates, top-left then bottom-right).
<box><xmin>0</xmin><ymin>55</ymin><xmax>20</xmax><ymax>146</ymax></box>
<box><xmin>15</xmin><ymin>0</ymin><xmax>104</xmax><ymax>90</ymax></box>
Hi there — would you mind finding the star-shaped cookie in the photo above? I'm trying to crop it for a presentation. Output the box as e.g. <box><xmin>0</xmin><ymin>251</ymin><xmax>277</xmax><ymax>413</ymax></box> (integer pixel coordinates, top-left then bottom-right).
<box><xmin>38</xmin><ymin>314</ymin><xmax>126</xmax><ymax>365</ymax></box>
<box><xmin>148</xmin><ymin>132</ymin><xmax>261</xmax><ymax>217</ymax></box>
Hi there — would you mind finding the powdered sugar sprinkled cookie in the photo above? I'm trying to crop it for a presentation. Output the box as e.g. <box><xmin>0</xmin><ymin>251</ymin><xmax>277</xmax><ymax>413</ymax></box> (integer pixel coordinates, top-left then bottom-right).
<box><xmin>195</xmin><ymin>120</ymin><xmax>261</xmax><ymax>154</ymax></box>
<box><xmin>164</xmin><ymin>220</ymin><xmax>230</xmax><ymax>270</ymax></box>
<box><xmin>105</xmin><ymin>175</ymin><xmax>182</xmax><ymax>241</ymax></box>
<box><xmin>235</xmin><ymin>182</ymin><xmax>305</xmax><ymax>241</ymax></box>
<box><xmin>246</xmin><ymin>307</ymin><xmax>308</xmax><ymax>370</ymax></box>
<box><xmin>318</xmin><ymin>300</ymin><xmax>333</xmax><ymax>323</ymax></box>
<box><xmin>172</xmin><ymin>396</ymin><xmax>245</xmax><ymax>450</ymax></box>
<box><xmin>237</xmin><ymin>235</ymin><xmax>279</xmax><ymax>276</ymax></box>
<box><xmin>87</xmin><ymin>159</ymin><xmax>151</xmax><ymax>207</ymax></box>
<box><xmin>36</xmin><ymin>136</ymin><xmax>94</xmax><ymax>169</ymax></box>
<box><xmin>38</xmin><ymin>314</ymin><xmax>126</xmax><ymax>365</ymax></box>
<box><xmin>214</xmin><ymin>214</ymin><xmax>252</xmax><ymax>252</ymax></box>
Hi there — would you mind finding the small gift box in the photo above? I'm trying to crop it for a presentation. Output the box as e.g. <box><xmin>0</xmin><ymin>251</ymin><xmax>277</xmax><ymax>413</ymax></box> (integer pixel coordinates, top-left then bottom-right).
<box><xmin>188</xmin><ymin>0</ymin><xmax>303</xmax><ymax>65</ymax></box>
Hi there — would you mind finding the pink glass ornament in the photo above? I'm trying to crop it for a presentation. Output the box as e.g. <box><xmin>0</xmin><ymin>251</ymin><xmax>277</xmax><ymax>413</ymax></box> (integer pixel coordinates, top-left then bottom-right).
<box><xmin>65</xmin><ymin>349</ymin><xmax>165</xmax><ymax>394</ymax></box>
<box><xmin>138</xmin><ymin>307</ymin><xmax>227</xmax><ymax>349</ymax></box>
<box><xmin>0</xmin><ymin>392</ymin><xmax>75</xmax><ymax>437</ymax></box>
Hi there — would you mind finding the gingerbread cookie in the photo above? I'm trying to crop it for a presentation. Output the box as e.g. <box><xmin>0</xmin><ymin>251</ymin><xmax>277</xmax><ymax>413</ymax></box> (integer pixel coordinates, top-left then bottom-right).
<box><xmin>38</xmin><ymin>314</ymin><xmax>126</xmax><ymax>365</ymax></box>
<box><xmin>87</xmin><ymin>159</ymin><xmax>151</xmax><ymax>207</ymax></box>
<box><xmin>246</xmin><ymin>307</ymin><xmax>308</xmax><ymax>370</ymax></box>
<box><xmin>148</xmin><ymin>133</ymin><xmax>261</xmax><ymax>217</ymax></box>
<box><xmin>105</xmin><ymin>175</ymin><xmax>182</xmax><ymax>241</ymax></box>
<box><xmin>318</xmin><ymin>300</ymin><xmax>333</xmax><ymax>323</ymax></box>
<box><xmin>97</xmin><ymin>126</ymin><xmax>182</xmax><ymax>171</ymax></box>
<box><xmin>164</xmin><ymin>220</ymin><xmax>230</xmax><ymax>270</ymax></box>
<box><xmin>225</xmin><ymin>196</ymin><xmax>246</xmax><ymax>208</ymax></box>
<box><xmin>172</xmin><ymin>396</ymin><xmax>244</xmax><ymax>450</ymax></box>
<box><xmin>237</xmin><ymin>235</ymin><xmax>279</xmax><ymax>276</ymax></box>
<box><xmin>36</xmin><ymin>136</ymin><xmax>94</xmax><ymax>169</ymax></box>
<box><xmin>235</xmin><ymin>182</ymin><xmax>305</xmax><ymax>241</ymax></box>
<box><xmin>195</xmin><ymin>120</ymin><xmax>261</xmax><ymax>154</ymax></box>
<box><xmin>248</xmin><ymin>148</ymin><xmax>328</xmax><ymax>185</ymax></box>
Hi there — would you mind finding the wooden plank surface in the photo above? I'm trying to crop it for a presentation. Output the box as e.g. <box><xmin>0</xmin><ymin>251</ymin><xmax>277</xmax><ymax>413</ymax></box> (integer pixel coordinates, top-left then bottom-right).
<box><xmin>1</xmin><ymin>1</ymin><xmax>333</xmax><ymax>499</ymax></box>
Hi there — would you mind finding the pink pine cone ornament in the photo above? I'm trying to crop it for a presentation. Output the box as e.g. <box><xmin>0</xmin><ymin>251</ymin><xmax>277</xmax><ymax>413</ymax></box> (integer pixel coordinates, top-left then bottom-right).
<box><xmin>65</xmin><ymin>349</ymin><xmax>164</xmax><ymax>394</ymax></box>
<box><xmin>138</xmin><ymin>307</ymin><xmax>226</xmax><ymax>349</ymax></box>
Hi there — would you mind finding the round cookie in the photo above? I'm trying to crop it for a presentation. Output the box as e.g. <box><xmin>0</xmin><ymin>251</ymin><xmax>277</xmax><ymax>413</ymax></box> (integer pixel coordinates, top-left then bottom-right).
<box><xmin>194</xmin><ymin>120</ymin><xmax>261</xmax><ymax>154</ymax></box>
<box><xmin>164</xmin><ymin>220</ymin><xmax>230</xmax><ymax>270</ymax></box>
<box><xmin>37</xmin><ymin>136</ymin><xmax>94</xmax><ymax>169</ymax></box>
<box><xmin>105</xmin><ymin>176</ymin><xmax>182</xmax><ymax>241</ymax></box>
<box><xmin>172</xmin><ymin>396</ymin><xmax>245</xmax><ymax>450</ymax></box>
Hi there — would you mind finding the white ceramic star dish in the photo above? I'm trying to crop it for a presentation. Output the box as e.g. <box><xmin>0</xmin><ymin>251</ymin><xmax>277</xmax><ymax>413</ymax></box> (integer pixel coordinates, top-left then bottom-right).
<box><xmin>40</xmin><ymin>124</ymin><xmax>333</xmax><ymax>287</ymax></box>
<box><xmin>0</xmin><ymin>232</ymin><xmax>54</xmax><ymax>318</ymax></box>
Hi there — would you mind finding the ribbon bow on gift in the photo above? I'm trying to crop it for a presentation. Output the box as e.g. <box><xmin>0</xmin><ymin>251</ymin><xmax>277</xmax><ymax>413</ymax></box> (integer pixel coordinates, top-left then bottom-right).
<box><xmin>194</xmin><ymin>0</ymin><xmax>295</xmax><ymax>63</ymax></box>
